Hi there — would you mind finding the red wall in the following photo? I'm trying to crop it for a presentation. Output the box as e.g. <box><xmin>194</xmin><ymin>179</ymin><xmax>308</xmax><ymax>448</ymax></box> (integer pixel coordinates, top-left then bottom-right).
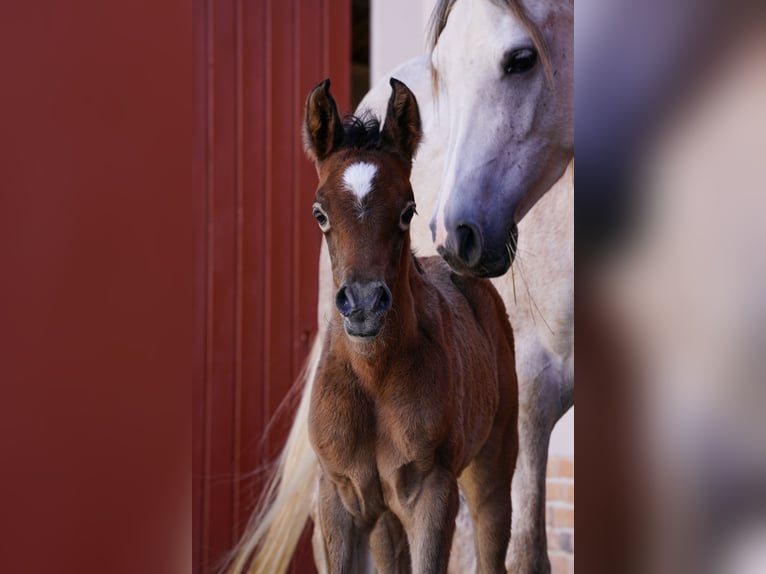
<box><xmin>192</xmin><ymin>1</ymin><xmax>350</xmax><ymax>572</ymax></box>
<box><xmin>1</xmin><ymin>1</ymin><xmax>191</xmax><ymax>573</ymax></box>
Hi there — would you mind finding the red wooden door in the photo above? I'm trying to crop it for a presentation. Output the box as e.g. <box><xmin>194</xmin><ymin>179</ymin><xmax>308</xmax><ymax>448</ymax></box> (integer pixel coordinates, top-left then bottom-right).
<box><xmin>192</xmin><ymin>1</ymin><xmax>350</xmax><ymax>573</ymax></box>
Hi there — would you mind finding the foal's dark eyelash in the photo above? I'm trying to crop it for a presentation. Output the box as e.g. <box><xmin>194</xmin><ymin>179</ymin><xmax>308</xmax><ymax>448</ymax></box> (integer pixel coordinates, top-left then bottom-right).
<box><xmin>400</xmin><ymin>203</ymin><xmax>417</xmax><ymax>228</ymax></box>
<box><xmin>312</xmin><ymin>203</ymin><xmax>330</xmax><ymax>230</ymax></box>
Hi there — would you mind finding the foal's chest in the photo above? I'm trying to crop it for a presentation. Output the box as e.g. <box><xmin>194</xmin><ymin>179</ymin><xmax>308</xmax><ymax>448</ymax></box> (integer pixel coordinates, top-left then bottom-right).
<box><xmin>310</xmin><ymin>375</ymin><xmax>443</xmax><ymax>466</ymax></box>
<box><xmin>309</xmin><ymin>357</ymin><xmax>451</xmax><ymax>516</ymax></box>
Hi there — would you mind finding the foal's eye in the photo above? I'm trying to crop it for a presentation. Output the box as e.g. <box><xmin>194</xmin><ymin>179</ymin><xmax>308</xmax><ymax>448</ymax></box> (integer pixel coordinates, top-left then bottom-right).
<box><xmin>399</xmin><ymin>203</ymin><xmax>417</xmax><ymax>230</ymax></box>
<box><xmin>503</xmin><ymin>47</ymin><xmax>537</xmax><ymax>75</ymax></box>
<box><xmin>312</xmin><ymin>203</ymin><xmax>330</xmax><ymax>231</ymax></box>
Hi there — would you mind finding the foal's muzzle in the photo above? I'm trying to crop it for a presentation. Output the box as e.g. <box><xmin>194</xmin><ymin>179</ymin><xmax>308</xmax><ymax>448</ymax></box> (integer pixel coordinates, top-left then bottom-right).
<box><xmin>335</xmin><ymin>281</ymin><xmax>392</xmax><ymax>338</ymax></box>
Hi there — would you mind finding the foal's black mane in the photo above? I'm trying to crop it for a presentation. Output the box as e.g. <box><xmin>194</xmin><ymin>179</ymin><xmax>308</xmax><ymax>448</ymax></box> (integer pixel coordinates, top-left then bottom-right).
<box><xmin>340</xmin><ymin>112</ymin><xmax>383</xmax><ymax>151</ymax></box>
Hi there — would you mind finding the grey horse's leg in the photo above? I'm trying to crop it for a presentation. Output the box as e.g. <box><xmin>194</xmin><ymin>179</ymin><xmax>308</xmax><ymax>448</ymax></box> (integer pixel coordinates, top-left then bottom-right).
<box><xmin>508</xmin><ymin>355</ymin><xmax>572</xmax><ymax>574</ymax></box>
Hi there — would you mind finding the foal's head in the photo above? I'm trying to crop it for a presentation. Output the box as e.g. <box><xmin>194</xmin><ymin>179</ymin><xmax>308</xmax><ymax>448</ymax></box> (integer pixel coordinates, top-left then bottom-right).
<box><xmin>304</xmin><ymin>78</ymin><xmax>422</xmax><ymax>341</ymax></box>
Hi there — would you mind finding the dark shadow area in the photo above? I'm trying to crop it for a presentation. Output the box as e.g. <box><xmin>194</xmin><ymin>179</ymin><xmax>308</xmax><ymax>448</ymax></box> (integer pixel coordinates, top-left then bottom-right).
<box><xmin>351</xmin><ymin>0</ymin><xmax>370</xmax><ymax>110</ymax></box>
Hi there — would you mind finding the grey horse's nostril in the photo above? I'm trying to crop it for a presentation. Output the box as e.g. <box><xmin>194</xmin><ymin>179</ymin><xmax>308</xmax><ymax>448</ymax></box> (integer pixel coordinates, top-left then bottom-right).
<box><xmin>455</xmin><ymin>223</ymin><xmax>483</xmax><ymax>268</ymax></box>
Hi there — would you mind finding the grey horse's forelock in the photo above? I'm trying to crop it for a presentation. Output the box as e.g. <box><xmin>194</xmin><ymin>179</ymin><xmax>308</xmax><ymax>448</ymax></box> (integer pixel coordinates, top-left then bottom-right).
<box><xmin>427</xmin><ymin>0</ymin><xmax>460</xmax><ymax>51</ymax></box>
<box><xmin>427</xmin><ymin>0</ymin><xmax>553</xmax><ymax>82</ymax></box>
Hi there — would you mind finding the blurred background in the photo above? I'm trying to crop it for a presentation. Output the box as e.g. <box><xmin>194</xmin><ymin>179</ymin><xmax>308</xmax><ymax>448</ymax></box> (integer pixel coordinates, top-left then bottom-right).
<box><xmin>576</xmin><ymin>0</ymin><xmax>766</xmax><ymax>572</ymax></box>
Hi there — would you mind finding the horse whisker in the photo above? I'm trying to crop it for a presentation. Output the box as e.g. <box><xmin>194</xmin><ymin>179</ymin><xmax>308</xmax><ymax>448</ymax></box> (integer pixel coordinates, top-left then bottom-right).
<box><xmin>508</xmin><ymin>238</ymin><xmax>556</xmax><ymax>337</ymax></box>
<box><xmin>508</xmin><ymin>243</ymin><xmax>518</xmax><ymax>305</ymax></box>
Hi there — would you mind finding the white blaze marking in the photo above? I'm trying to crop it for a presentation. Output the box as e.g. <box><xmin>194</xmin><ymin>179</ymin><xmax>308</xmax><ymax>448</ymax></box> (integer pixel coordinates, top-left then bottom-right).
<box><xmin>342</xmin><ymin>162</ymin><xmax>377</xmax><ymax>204</ymax></box>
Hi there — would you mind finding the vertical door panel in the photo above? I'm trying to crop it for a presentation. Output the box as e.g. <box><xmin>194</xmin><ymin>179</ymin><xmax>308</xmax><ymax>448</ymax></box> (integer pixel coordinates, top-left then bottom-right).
<box><xmin>193</xmin><ymin>1</ymin><xmax>351</xmax><ymax>572</ymax></box>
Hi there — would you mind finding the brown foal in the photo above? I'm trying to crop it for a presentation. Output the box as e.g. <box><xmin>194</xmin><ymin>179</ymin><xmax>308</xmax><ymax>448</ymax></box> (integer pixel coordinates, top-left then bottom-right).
<box><xmin>305</xmin><ymin>78</ymin><xmax>518</xmax><ymax>574</ymax></box>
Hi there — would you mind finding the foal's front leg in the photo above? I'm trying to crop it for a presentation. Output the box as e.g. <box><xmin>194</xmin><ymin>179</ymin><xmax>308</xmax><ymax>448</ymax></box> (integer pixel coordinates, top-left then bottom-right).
<box><xmin>316</xmin><ymin>473</ymin><xmax>368</xmax><ymax>574</ymax></box>
<box><xmin>370</xmin><ymin>510</ymin><xmax>411</xmax><ymax>574</ymax></box>
<box><xmin>400</xmin><ymin>467</ymin><xmax>459</xmax><ymax>574</ymax></box>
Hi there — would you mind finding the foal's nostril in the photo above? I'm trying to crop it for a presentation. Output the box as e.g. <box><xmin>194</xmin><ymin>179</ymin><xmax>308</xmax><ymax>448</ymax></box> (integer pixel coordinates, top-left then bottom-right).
<box><xmin>336</xmin><ymin>282</ymin><xmax>391</xmax><ymax>317</ymax></box>
<box><xmin>374</xmin><ymin>284</ymin><xmax>393</xmax><ymax>314</ymax></box>
<box><xmin>335</xmin><ymin>285</ymin><xmax>354</xmax><ymax>317</ymax></box>
<box><xmin>455</xmin><ymin>223</ymin><xmax>482</xmax><ymax>268</ymax></box>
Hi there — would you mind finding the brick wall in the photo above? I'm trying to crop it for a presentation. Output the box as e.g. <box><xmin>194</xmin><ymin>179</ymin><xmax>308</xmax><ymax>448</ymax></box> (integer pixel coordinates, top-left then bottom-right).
<box><xmin>546</xmin><ymin>456</ymin><xmax>575</xmax><ymax>574</ymax></box>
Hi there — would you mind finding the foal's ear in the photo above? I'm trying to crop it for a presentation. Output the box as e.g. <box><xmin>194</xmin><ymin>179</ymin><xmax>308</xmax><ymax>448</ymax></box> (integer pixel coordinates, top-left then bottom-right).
<box><xmin>303</xmin><ymin>78</ymin><xmax>344</xmax><ymax>162</ymax></box>
<box><xmin>381</xmin><ymin>78</ymin><xmax>422</xmax><ymax>162</ymax></box>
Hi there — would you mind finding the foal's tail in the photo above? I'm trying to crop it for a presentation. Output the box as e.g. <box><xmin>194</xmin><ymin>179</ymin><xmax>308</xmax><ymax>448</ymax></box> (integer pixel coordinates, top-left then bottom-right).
<box><xmin>225</xmin><ymin>336</ymin><xmax>322</xmax><ymax>574</ymax></box>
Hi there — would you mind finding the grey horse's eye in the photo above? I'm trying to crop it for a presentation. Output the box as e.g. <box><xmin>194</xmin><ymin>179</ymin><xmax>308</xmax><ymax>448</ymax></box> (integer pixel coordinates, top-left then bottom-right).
<box><xmin>503</xmin><ymin>47</ymin><xmax>537</xmax><ymax>74</ymax></box>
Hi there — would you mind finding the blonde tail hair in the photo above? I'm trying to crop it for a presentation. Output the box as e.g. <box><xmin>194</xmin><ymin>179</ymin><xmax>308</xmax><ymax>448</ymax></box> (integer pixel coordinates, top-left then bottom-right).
<box><xmin>225</xmin><ymin>335</ymin><xmax>322</xmax><ymax>574</ymax></box>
